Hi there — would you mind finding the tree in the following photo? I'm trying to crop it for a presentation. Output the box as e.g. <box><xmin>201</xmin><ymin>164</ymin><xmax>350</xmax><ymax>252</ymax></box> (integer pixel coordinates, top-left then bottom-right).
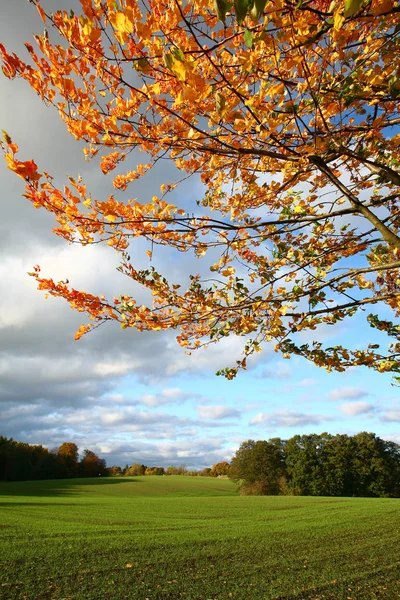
<box><xmin>125</xmin><ymin>463</ymin><xmax>146</xmax><ymax>476</ymax></box>
<box><xmin>57</xmin><ymin>442</ymin><xmax>79</xmax><ymax>478</ymax></box>
<box><xmin>108</xmin><ymin>465</ymin><xmax>123</xmax><ymax>476</ymax></box>
<box><xmin>199</xmin><ymin>467</ymin><xmax>213</xmax><ymax>477</ymax></box>
<box><xmin>351</xmin><ymin>432</ymin><xmax>394</xmax><ymax>497</ymax></box>
<box><xmin>165</xmin><ymin>465</ymin><xmax>179</xmax><ymax>475</ymax></box>
<box><xmin>145</xmin><ymin>466</ymin><xmax>165</xmax><ymax>476</ymax></box>
<box><xmin>211</xmin><ymin>461</ymin><xmax>230</xmax><ymax>477</ymax></box>
<box><xmin>79</xmin><ymin>449</ymin><xmax>107</xmax><ymax>477</ymax></box>
<box><xmin>285</xmin><ymin>433</ymin><xmax>331</xmax><ymax>496</ymax></box>
<box><xmin>321</xmin><ymin>434</ymin><xmax>356</xmax><ymax>496</ymax></box>
<box><xmin>1</xmin><ymin>0</ymin><xmax>400</xmax><ymax>379</ymax></box>
<box><xmin>230</xmin><ymin>439</ymin><xmax>285</xmax><ymax>494</ymax></box>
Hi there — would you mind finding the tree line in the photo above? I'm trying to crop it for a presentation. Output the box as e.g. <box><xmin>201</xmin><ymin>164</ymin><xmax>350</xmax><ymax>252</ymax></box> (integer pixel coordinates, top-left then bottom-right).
<box><xmin>0</xmin><ymin>438</ymin><xmax>107</xmax><ymax>481</ymax></box>
<box><xmin>229</xmin><ymin>432</ymin><xmax>400</xmax><ymax>498</ymax></box>
<box><xmin>110</xmin><ymin>461</ymin><xmax>231</xmax><ymax>478</ymax></box>
<box><xmin>0</xmin><ymin>436</ymin><xmax>229</xmax><ymax>482</ymax></box>
<box><xmin>3</xmin><ymin>432</ymin><xmax>399</xmax><ymax>497</ymax></box>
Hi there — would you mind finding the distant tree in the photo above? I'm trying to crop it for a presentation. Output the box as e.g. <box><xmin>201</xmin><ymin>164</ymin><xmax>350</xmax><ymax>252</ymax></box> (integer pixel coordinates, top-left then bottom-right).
<box><xmin>125</xmin><ymin>463</ymin><xmax>146</xmax><ymax>476</ymax></box>
<box><xmin>381</xmin><ymin>440</ymin><xmax>400</xmax><ymax>498</ymax></box>
<box><xmin>165</xmin><ymin>465</ymin><xmax>179</xmax><ymax>476</ymax></box>
<box><xmin>108</xmin><ymin>466</ymin><xmax>123</xmax><ymax>476</ymax></box>
<box><xmin>199</xmin><ymin>468</ymin><xmax>212</xmax><ymax>477</ymax></box>
<box><xmin>321</xmin><ymin>434</ymin><xmax>356</xmax><ymax>496</ymax></box>
<box><xmin>230</xmin><ymin>439</ymin><xmax>285</xmax><ymax>494</ymax></box>
<box><xmin>351</xmin><ymin>432</ymin><xmax>394</xmax><ymax>497</ymax></box>
<box><xmin>0</xmin><ymin>437</ymin><xmax>57</xmax><ymax>481</ymax></box>
<box><xmin>145</xmin><ymin>467</ymin><xmax>165</xmax><ymax>476</ymax></box>
<box><xmin>175</xmin><ymin>465</ymin><xmax>187</xmax><ymax>475</ymax></box>
<box><xmin>30</xmin><ymin>445</ymin><xmax>58</xmax><ymax>480</ymax></box>
<box><xmin>285</xmin><ymin>434</ymin><xmax>329</xmax><ymax>496</ymax></box>
<box><xmin>79</xmin><ymin>449</ymin><xmax>107</xmax><ymax>477</ymax></box>
<box><xmin>211</xmin><ymin>462</ymin><xmax>230</xmax><ymax>477</ymax></box>
<box><xmin>57</xmin><ymin>442</ymin><xmax>79</xmax><ymax>478</ymax></box>
<box><xmin>165</xmin><ymin>465</ymin><xmax>188</xmax><ymax>475</ymax></box>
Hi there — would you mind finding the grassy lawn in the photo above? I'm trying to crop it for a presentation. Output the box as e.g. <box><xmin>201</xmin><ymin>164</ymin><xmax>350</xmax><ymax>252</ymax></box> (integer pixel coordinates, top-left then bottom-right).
<box><xmin>0</xmin><ymin>476</ymin><xmax>399</xmax><ymax>599</ymax></box>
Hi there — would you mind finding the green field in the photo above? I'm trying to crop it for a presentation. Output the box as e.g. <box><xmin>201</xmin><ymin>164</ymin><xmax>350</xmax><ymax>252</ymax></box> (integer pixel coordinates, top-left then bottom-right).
<box><xmin>0</xmin><ymin>476</ymin><xmax>399</xmax><ymax>600</ymax></box>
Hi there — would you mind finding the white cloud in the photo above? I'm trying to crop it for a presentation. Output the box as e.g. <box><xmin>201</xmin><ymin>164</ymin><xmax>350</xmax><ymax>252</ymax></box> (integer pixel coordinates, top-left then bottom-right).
<box><xmin>297</xmin><ymin>378</ymin><xmax>318</xmax><ymax>387</ymax></box>
<box><xmin>339</xmin><ymin>402</ymin><xmax>376</xmax><ymax>416</ymax></box>
<box><xmin>197</xmin><ymin>405</ymin><xmax>241</xmax><ymax>420</ymax></box>
<box><xmin>381</xmin><ymin>411</ymin><xmax>400</xmax><ymax>423</ymax></box>
<box><xmin>329</xmin><ymin>386</ymin><xmax>371</xmax><ymax>401</ymax></box>
<box><xmin>259</xmin><ymin>362</ymin><xmax>293</xmax><ymax>379</ymax></box>
<box><xmin>140</xmin><ymin>388</ymin><xmax>200</xmax><ymax>407</ymax></box>
<box><xmin>250</xmin><ymin>410</ymin><xmax>330</xmax><ymax>427</ymax></box>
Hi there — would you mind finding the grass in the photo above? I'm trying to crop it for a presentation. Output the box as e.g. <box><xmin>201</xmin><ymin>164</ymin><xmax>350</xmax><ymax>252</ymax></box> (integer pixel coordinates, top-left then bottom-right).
<box><xmin>0</xmin><ymin>476</ymin><xmax>399</xmax><ymax>600</ymax></box>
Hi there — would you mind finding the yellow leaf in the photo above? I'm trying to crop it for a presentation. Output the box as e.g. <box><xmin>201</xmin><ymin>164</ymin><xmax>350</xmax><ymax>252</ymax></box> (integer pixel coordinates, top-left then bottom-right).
<box><xmin>333</xmin><ymin>11</ymin><xmax>345</xmax><ymax>29</ymax></box>
<box><xmin>172</xmin><ymin>60</ymin><xmax>187</xmax><ymax>82</ymax></box>
<box><xmin>221</xmin><ymin>266</ymin><xmax>236</xmax><ymax>276</ymax></box>
<box><xmin>104</xmin><ymin>213</ymin><xmax>117</xmax><ymax>222</ymax></box>
<box><xmin>113</xmin><ymin>12</ymin><xmax>134</xmax><ymax>35</ymax></box>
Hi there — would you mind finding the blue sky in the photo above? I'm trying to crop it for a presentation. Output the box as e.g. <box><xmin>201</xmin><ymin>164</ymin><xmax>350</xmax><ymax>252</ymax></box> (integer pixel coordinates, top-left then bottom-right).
<box><xmin>0</xmin><ymin>0</ymin><xmax>398</xmax><ymax>470</ymax></box>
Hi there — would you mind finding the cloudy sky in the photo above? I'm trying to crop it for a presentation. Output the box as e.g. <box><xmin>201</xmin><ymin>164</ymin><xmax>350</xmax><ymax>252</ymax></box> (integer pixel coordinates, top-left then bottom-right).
<box><xmin>0</xmin><ymin>0</ymin><xmax>398</xmax><ymax>470</ymax></box>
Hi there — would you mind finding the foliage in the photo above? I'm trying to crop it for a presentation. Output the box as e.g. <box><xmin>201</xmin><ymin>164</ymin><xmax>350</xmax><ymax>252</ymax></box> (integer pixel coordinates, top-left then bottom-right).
<box><xmin>210</xmin><ymin>460</ymin><xmax>231</xmax><ymax>476</ymax></box>
<box><xmin>79</xmin><ymin>448</ymin><xmax>108</xmax><ymax>477</ymax></box>
<box><xmin>108</xmin><ymin>465</ymin><xmax>123</xmax><ymax>476</ymax></box>
<box><xmin>1</xmin><ymin>477</ymin><xmax>400</xmax><ymax>599</ymax></box>
<box><xmin>57</xmin><ymin>441</ymin><xmax>80</xmax><ymax>478</ymax></box>
<box><xmin>230</xmin><ymin>438</ymin><xmax>286</xmax><ymax>493</ymax></box>
<box><xmin>145</xmin><ymin>466</ymin><xmax>165</xmax><ymax>476</ymax></box>
<box><xmin>0</xmin><ymin>436</ymin><xmax>58</xmax><ymax>482</ymax></box>
<box><xmin>1</xmin><ymin>0</ymin><xmax>400</xmax><ymax>378</ymax></box>
<box><xmin>0</xmin><ymin>437</ymin><xmax>107</xmax><ymax>481</ymax></box>
<box><xmin>125</xmin><ymin>462</ymin><xmax>147</xmax><ymax>476</ymax></box>
<box><xmin>230</xmin><ymin>432</ymin><xmax>400</xmax><ymax>497</ymax></box>
<box><xmin>165</xmin><ymin>464</ymin><xmax>187</xmax><ymax>475</ymax></box>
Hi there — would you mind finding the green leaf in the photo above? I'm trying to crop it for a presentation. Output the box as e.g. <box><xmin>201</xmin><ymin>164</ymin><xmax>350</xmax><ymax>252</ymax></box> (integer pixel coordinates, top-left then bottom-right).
<box><xmin>244</xmin><ymin>28</ymin><xmax>253</xmax><ymax>48</ymax></box>
<box><xmin>234</xmin><ymin>0</ymin><xmax>250</xmax><ymax>24</ymax></box>
<box><xmin>163</xmin><ymin>52</ymin><xmax>175</xmax><ymax>71</ymax></box>
<box><xmin>171</xmin><ymin>46</ymin><xmax>185</xmax><ymax>62</ymax></box>
<box><xmin>344</xmin><ymin>0</ymin><xmax>363</xmax><ymax>17</ymax></box>
<box><xmin>134</xmin><ymin>57</ymin><xmax>152</xmax><ymax>73</ymax></box>
<box><xmin>214</xmin><ymin>0</ymin><xmax>230</xmax><ymax>24</ymax></box>
<box><xmin>250</xmin><ymin>0</ymin><xmax>268</xmax><ymax>21</ymax></box>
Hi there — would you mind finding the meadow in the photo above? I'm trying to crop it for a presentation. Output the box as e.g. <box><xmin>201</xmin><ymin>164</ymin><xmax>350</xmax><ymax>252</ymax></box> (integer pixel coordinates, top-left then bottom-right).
<box><xmin>0</xmin><ymin>476</ymin><xmax>399</xmax><ymax>600</ymax></box>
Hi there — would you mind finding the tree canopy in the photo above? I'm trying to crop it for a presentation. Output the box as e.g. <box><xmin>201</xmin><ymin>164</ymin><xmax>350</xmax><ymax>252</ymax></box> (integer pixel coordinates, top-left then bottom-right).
<box><xmin>1</xmin><ymin>0</ymin><xmax>400</xmax><ymax>378</ymax></box>
<box><xmin>230</xmin><ymin>433</ymin><xmax>400</xmax><ymax>497</ymax></box>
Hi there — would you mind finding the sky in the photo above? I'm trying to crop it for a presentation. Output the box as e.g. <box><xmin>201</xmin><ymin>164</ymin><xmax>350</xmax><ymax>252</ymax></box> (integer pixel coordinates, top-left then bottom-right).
<box><xmin>0</xmin><ymin>0</ymin><xmax>399</xmax><ymax>470</ymax></box>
